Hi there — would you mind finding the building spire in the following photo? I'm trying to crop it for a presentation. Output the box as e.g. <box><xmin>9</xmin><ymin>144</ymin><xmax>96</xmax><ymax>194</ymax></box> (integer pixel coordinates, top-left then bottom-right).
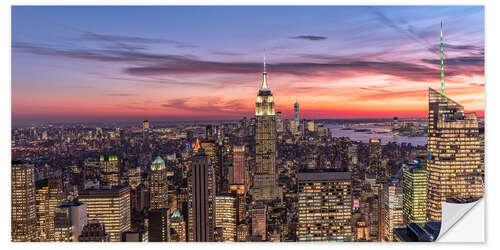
<box><xmin>261</xmin><ymin>54</ymin><xmax>268</xmax><ymax>90</ymax></box>
<box><xmin>440</xmin><ymin>21</ymin><xmax>445</xmax><ymax>102</ymax></box>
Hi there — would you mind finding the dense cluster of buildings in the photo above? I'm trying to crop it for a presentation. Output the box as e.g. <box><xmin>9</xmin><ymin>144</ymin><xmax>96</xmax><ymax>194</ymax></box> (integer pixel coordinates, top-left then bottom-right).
<box><xmin>11</xmin><ymin>24</ymin><xmax>484</xmax><ymax>242</ymax></box>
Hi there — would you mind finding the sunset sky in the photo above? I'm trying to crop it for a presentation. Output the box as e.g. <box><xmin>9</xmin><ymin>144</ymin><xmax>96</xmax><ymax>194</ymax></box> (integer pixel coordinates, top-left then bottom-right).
<box><xmin>11</xmin><ymin>6</ymin><xmax>484</xmax><ymax>124</ymax></box>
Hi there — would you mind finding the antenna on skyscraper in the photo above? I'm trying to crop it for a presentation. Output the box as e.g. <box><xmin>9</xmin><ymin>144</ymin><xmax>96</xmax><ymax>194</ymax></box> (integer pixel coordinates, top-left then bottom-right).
<box><xmin>263</xmin><ymin>51</ymin><xmax>267</xmax><ymax>73</ymax></box>
<box><xmin>440</xmin><ymin>20</ymin><xmax>445</xmax><ymax>102</ymax></box>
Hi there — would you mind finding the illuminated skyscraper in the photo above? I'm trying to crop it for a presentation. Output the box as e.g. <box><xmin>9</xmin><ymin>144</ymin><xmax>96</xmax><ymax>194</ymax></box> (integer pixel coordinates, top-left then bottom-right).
<box><xmin>427</xmin><ymin>22</ymin><xmax>483</xmax><ymax>222</ymax></box>
<box><xmin>148</xmin><ymin>156</ymin><xmax>170</xmax><ymax>241</ymax></box>
<box><xmin>232</xmin><ymin>145</ymin><xmax>246</xmax><ymax>187</ymax></box>
<box><xmin>11</xmin><ymin>160</ymin><xmax>37</xmax><ymax>242</ymax></box>
<box><xmin>215</xmin><ymin>195</ymin><xmax>237</xmax><ymax>242</ymax></box>
<box><xmin>368</xmin><ymin>139</ymin><xmax>383</xmax><ymax>182</ymax></box>
<box><xmin>296</xmin><ymin>170</ymin><xmax>352</xmax><ymax>241</ymax></box>
<box><xmin>78</xmin><ymin>186</ymin><xmax>131</xmax><ymax>242</ymax></box>
<box><xmin>143</xmin><ymin>120</ymin><xmax>149</xmax><ymax>130</ymax></box>
<box><xmin>403</xmin><ymin>160</ymin><xmax>427</xmax><ymax>224</ymax></box>
<box><xmin>188</xmin><ymin>153</ymin><xmax>216</xmax><ymax>242</ymax></box>
<box><xmin>35</xmin><ymin>174</ymin><xmax>64</xmax><ymax>241</ymax></box>
<box><xmin>252</xmin><ymin>57</ymin><xmax>280</xmax><ymax>201</ymax></box>
<box><xmin>170</xmin><ymin>209</ymin><xmax>186</xmax><ymax>242</ymax></box>
<box><xmin>99</xmin><ymin>155</ymin><xmax>120</xmax><ymax>187</ymax></box>
<box><xmin>383</xmin><ymin>181</ymin><xmax>404</xmax><ymax>242</ymax></box>
<box><xmin>149</xmin><ymin>156</ymin><xmax>168</xmax><ymax>209</ymax></box>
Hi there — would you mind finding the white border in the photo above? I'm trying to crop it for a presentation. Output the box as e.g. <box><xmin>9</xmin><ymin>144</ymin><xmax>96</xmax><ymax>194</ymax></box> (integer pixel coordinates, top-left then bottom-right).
<box><xmin>3</xmin><ymin>0</ymin><xmax>498</xmax><ymax>249</ymax></box>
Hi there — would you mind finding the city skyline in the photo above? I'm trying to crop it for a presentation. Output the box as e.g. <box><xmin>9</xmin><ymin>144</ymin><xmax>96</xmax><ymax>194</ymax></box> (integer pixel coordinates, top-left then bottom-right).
<box><xmin>12</xmin><ymin>6</ymin><xmax>484</xmax><ymax>125</ymax></box>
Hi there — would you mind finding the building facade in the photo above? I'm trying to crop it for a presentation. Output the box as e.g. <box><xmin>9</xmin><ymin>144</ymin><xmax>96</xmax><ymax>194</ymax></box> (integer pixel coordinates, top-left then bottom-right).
<box><xmin>297</xmin><ymin>170</ymin><xmax>352</xmax><ymax>241</ymax></box>
<box><xmin>78</xmin><ymin>186</ymin><xmax>131</xmax><ymax>241</ymax></box>
<box><xmin>11</xmin><ymin>161</ymin><xmax>38</xmax><ymax>242</ymax></box>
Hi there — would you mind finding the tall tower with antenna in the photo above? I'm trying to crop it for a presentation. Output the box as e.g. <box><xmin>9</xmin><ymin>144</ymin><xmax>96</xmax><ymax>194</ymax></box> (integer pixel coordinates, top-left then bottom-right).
<box><xmin>252</xmin><ymin>56</ymin><xmax>280</xmax><ymax>201</ymax></box>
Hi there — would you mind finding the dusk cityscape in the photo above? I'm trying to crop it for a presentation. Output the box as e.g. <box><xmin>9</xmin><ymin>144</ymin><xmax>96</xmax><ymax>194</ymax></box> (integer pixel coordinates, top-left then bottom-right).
<box><xmin>11</xmin><ymin>6</ymin><xmax>484</xmax><ymax>242</ymax></box>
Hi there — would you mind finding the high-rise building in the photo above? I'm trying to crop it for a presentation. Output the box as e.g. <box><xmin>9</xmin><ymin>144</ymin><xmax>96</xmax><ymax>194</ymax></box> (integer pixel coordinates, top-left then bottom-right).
<box><xmin>383</xmin><ymin>181</ymin><xmax>404</xmax><ymax>242</ymax></box>
<box><xmin>128</xmin><ymin>167</ymin><xmax>141</xmax><ymax>190</ymax></box>
<box><xmin>170</xmin><ymin>209</ymin><xmax>186</xmax><ymax>242</ymax></box>
<box><xmin>252</xmin><ymin>58</ymin><xmax>280</xmax><ymax>201</ymax></box>
<box><xmin>232</xmin><ymin>145</ymin><xmax>246</xmax><ymax>186</ymax></box>
<box><xmin>403</xmin><ymin>160</ymin><xmax>427</xmax><ymax>224</ymax></box>
<box><xmin>35</xmin><ymin>173</ymin><xmax>64</xmax><ymax>241</ymax></box>
<box><xmin>251</xmin><ymin>201</ymin><xmax>267</xmax><ymax>241</ymax></box>
<box><xmin>294</xmin><ymin>99</ymin><xmax>300</xmax><ymax>121</ymax></box>
<box><xmin>78</xmin><ymin>222</ymin><xmax>111</xmax><ymax>242</ymax></box>
<box><xmin>148</xmin><ymin>208</ymin><xmax>170</xmax><ymax>242</ymax></box>
<box><xmin>99</xmin><ymin>155</ymin><xmax>120</xmax><ymax>187</ymax></box>
<box><xmin>368</xmin><ymin>139</ymin><xmax>383</xmax><ymax>182</ymax></box>
<box><xmin>11</xmin><ymin>160</ymin><xmax>37</xmax><ymax>242</ymax></box>
<box><xmin>78</xmin><ymin>186</ymin><xmax>131</xmax><ymax>242</ymax></box>
<box><xmin>296</xmin><ymin>170</ymin><xmax>352</xmax><ymax>241</ymax></box>
<box><xmin>201</xmin><ymin>140</ymin><xmax>220</xmax><ymax>191</ymax></box>
<box><xmin>188</xmin><ymin>153</ymin><xmax>216</xmax><ymax>242</ymax></box>
<box><xmin>53</xmin><ymin>201</ymin><xmax>88</xmax><ymax>242</ymax></box>
<box><xmin>427</xmin><ymin>22</ymin><xmax>483</xmax><ymax>222</ymax></box>
<box><xmin>149</xmin><ymin>156</ymin><xmax>168</xmax><ymax>209</ymax></box>
<box><xmin>215</xmin><ymin>195</ymin><xmax>237</xmax><ymax>242</ymax></box>
<box><xmin>276</xmin><ymin>111</ymin><xmax>284</xmax><ymax>133</ymax></box>
<box><xmin>143</xmin><ymin>120</ymin><xmax>149</xmax><ymax>130</ymax></box>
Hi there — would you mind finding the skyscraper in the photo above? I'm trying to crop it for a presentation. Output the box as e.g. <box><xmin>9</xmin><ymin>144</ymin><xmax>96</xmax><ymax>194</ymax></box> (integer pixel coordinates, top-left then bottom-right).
<box><xmin>99</xmin><ymin>155</ymin><xmax>120</xmax><ymax>187</ymax></box>
<box><xmin>53</xmin><ymin>201</ymin><xmax>88</xmax><ymax>242</ymax></box>
<box><xmin>427</xmin><ymin>22</ymin><xmax>483</xmax><ymax>222</ymax></box>
<box><xmin>368</xmin><ymin>139</ymin><xmax>383</xmax><ymax>182</ymax></box>
<box><xmin>148</xmin><ymin>156</ymin><xmax>170</xmax><ymax>242</ymax></box>
<box><xmin>170</xmin><ymin>209</ymin><xmax>186</xmax><ymax>242</ymax></box>
<box><xmin>294</xmin><ymin>99</ymin><xmax>300</xmax><ymax>121</ymax></box>
<box><xmin>252</xmin><ymin>58</ymin><xmax>280</xmax><ymax>201</ymax></box>
<box><xmin>149</xmin><ymin>156</ymin><xmax>168</xmax><ymax>209</ymax></box>
<box><xmin>251</xmin><ymin>201</ymin><xmax>267</xmax><ymax>240</ymax></box>
<box><xmin>403</xmin><ymin>160</ymin><xmax>427</xmax><ymax>224</ymax></box>
<box><xmin>276</xmin><ymin>111</ymin><xmax>284</xmax><ymax>133</ymax></box>
<box><xmin>296</xmin><ymin>170</ymin><xmax>352</xmax><ymax>241</ymax></box>
<box><xmin>11</xmin><ymin>160</ymin><xmax>37</xmax><ymax>242</ymax></box>
<box><xmin>232</xmin><ymin>145</ymin><xmax>246</xmax><ymax>187</ymax></box>
<box><xmin>215</xmin><ymin>195</ymin><xmax>237</xmax><ymax>242</ymax></box>
<box><xmin>35</xmin><ymin>173</ymin><xmax>64</xmax><ymax>241</ymax></box>
<box><xmin>383</xmin><ymin>181</ymin><xmax>404</xmax><ymax>242</ymax></box>
<box><xmin>188</xmin><ymin>153</ymin><xmax>216</xmax><ymax>242</ymax></box>
<box><xmin>78</xmin><ymin>186</ymin><xmax>131</xmax><ymax>242</ymax></box>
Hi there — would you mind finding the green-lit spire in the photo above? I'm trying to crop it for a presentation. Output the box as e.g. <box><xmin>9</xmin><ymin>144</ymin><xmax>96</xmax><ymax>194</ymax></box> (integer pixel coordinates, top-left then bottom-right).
<box><xmin>440</xmin><ymin>21</ymin><xmax>445</xmax><ymax>102</ymax></box>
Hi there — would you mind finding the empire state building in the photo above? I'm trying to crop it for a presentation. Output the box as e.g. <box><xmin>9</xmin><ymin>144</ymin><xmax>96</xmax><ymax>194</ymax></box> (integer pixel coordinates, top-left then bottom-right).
<box><xmin>251</xmin><ymin>59</ymin><xmax>280</xmax><ymax>201</ymax></box>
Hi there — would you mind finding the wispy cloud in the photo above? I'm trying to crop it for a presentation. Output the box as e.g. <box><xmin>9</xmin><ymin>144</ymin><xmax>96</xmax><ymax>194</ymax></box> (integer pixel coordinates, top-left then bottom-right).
<box><xmin>13</xmin><ymin>41</ymin><xmax>483</xmax><ymax>83</ymax></box>
<box><xmin>290</xmin><ymin>35</ymin><xmax>327</xmax><ymax>41</ymax></box>
<box><xmin>79</xmin><ymin>32</ymin><xmax>196</xmax><ymax>48</ymax></box>
<box><xmin>161</xmin><ymin>97</ymin><xmax>250</xmax><ymax>114</ymax></box>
